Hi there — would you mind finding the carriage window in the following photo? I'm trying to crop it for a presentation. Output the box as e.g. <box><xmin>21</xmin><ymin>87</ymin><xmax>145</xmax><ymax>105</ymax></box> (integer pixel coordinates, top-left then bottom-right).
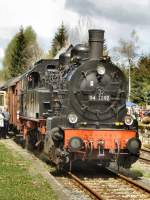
<box><xmin>0</xmin><ymin>94</ymin><xmax>4</xmax><ymax>106</ymax></box>
<box><xmin>43</xmin><ymin>101</ymin><xmax>51</xmax><ymax>109</ymax></box>
<box><xmin>47</xmin><ymin>65</ymin><xmax>56</xmax><ymax>70</ymax></box>
<box><xmin>28</xmin><ymin>72</ymin><xmax>40</xmax><ymax>89</ymax></box>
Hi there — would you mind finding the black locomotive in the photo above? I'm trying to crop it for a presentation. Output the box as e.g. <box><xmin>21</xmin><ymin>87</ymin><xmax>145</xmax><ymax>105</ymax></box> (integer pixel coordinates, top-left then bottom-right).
<box><xmin>3</xmin><ymin>29</ymin><xmax>141</xmax><ymax>169</ymax></box>
<box><xmin>45</xmin><ymin>30</ymin><xmax>128</xmax><ymax>128</ymax></box>
<box><xmin>43</xmin><ymin>29</ymin><xmax>140</xmax><ymax>168</ymax></box>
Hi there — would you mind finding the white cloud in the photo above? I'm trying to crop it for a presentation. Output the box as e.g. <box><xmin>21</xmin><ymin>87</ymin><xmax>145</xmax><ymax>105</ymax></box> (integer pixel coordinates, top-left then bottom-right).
<box><xmin>0</xmin><ymin>0</ymin><xmax>79</xmax><ymax>38</ymax></box>
<box><xmin>65</xmin><ymin>0</ymin><xmax>150</xmax><ymax>54</ymax></box>
<box><xmin>0</xmin><ymin>0</ymin><xmax>150</xmax><ymax>67</ymax></box>
<box><xmin>65</xmin><ymin>0</ymin><xmax>150</xmax><ymax>26</ymax></box>
<box><xmin>0</xmin><ymin>0</ymin><xmax>80</xmax><ymax>55</ymax></box>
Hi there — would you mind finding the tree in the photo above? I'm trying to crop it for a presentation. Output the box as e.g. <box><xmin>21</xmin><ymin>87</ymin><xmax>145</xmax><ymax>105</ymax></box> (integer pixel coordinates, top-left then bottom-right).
<box><xmin>50</xmin><ymin>23</ymin><xmax>68</xmax><ymax>57</ymax></box>
<box><xmin>69</xmin><ymin>16</ymin><xmax>94</xmax><ymax>45</ymax></box>
<box><xmin>113</xmin><ymin>30</ymin><xmax>140</xmax><ymax>101</ymax></box>
<box><xmin>23</xmin><ymin>26</ymin><xmax>43</xmax><ymax>68</ymax></box>
<box><xmin>10</xmin><ymin>27</ymin><xmax>27</xmax><ymax>77</ymax></box>
<box><xmin>103</xmin><ymin>40</ymin><xmax>109</xmax><ymax>56</ymax></box>
<box><xmin>131</xmin><ymin>56</ymin><xmax>150</xmax><ymax>105</ymax></box>
<box><xmin>114</xmin><ymin>30</ymin><xmax>139</xmax><ymax>64</ymax></box>
<box><xmin>3</xmin><ymin>36</ymin><xmax>17</xmax><ymax>79</ymax></box>
<box><xmin>2</xmin><ymin>26</ymin><xmax>43</xmax><ymax>79</ymax></box>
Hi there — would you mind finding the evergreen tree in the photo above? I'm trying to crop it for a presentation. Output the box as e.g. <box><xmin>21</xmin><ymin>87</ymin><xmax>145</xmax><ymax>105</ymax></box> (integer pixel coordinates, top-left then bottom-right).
<box><xmin>3</xmin><ymin>37</ymin><xmax>17</xmax><ymax>79</ymax></box>
<box><xmin>10</xmin><ymin>27</ymin><xmax>27</xmax><ymax>77</ymax></box>
<box><xmin>131</xmin><ymin>56</ymin><xmax>150</xmax><ymax>105</ymax></box>
<box><xmin>50</xmin><ymin>23</ymin><xmax>68</xmax><ymax>57</ymax></box>
<box><xmin>24</xmin><ymin>26</ymin><xmax>36</xmax><ymax>43</ymax></box>
<box><xmin>23</xmin><ymin>26</ymin><xmax>43</xmax><ymax>68</ymax></box>
<box><xmin>2</xmin><ymin>26</ymin><xmax>43</xmax><ymax>79</ymax></box>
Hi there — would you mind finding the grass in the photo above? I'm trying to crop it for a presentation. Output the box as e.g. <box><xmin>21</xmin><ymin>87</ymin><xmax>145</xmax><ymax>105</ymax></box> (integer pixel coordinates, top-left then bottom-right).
<box><xmin>130</xmin><ymin>166</ymin><xmax>150</xmax><ymax>178</ymax></box>
<box><xmin>130</xmin><ymin>169</ymin><xmax>143</xmax><ymax>177</ymax></box>
<box><xmin>0</xmin><ymin>143</ymin><xmax>58</xmax><ymax>200</ymax></box>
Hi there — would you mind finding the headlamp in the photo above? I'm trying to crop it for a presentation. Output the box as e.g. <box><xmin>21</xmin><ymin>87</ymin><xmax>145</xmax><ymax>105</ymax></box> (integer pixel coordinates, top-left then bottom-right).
<box><xmin>124</xmin><ymin>115</ymin><xmax>133</xmax><ymax>126</ymax></box>
<box><xmin>97</xmin><ymin>65</ymin><xmax>105</xmax><ymax>75</ymax></box>
<box><xmin>68</xmin><ymin>113</ymin><xmax>78</xmax><ymax>124</ymax></box>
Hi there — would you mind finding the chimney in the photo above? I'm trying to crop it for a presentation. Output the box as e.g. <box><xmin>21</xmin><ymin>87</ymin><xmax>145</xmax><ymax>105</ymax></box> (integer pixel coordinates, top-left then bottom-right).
<box><xmin>89</xmin><ymin>29</ymin><xmax>104</xmax><ymax>60</ymax></box>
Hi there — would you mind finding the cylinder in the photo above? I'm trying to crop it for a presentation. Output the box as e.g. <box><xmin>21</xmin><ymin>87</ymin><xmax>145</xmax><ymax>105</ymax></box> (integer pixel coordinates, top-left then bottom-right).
<box><xmin>89</xmin><ymin>29</ymin><xmax>104</xmax><ymax>60</ymax></box>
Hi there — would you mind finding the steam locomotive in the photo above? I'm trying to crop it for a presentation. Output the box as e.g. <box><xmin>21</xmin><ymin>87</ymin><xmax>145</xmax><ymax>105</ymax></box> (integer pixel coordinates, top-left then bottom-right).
<box><xmin>1</xmin><ymin>29</ymin><xmax>141</xmax><ymax>169</ymax></box>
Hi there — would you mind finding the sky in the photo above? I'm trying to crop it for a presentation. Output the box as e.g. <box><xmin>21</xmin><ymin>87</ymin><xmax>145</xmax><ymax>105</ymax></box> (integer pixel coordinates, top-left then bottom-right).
<box><xmin>0</xmin><ymin>0</ymin><xmax>150</xmax><ymax>68</ymax></box>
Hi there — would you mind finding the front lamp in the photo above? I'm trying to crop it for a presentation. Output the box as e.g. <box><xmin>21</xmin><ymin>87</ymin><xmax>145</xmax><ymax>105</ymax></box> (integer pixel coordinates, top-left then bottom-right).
<box><xmin>97</xmin><ymin>65</ymin><xmax>105</xmax><ymax>75</ymax></box>
<box><xmin>68</xmin><ymin>113</ymin><xmax>78</xmax><ymax>124</ymax></box>
<box><xmin>124</xmin><ymin>115</ymin><xmax>133</xmax><ymax>126</ymax></box>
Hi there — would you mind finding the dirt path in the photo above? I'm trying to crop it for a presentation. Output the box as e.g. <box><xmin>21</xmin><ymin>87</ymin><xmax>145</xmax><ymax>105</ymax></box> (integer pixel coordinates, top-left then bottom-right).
<box><xmin>0</xmin><ymin>139</ymin><xmax>70</xmax><ymax>200</ymax></box>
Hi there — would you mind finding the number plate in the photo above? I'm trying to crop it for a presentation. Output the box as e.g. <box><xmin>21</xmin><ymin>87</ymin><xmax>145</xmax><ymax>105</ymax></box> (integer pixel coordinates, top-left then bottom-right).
<box><xmin>89</xmin><ymin>95</ymin><xmax>110</xmax><ymax>101</ymax></box>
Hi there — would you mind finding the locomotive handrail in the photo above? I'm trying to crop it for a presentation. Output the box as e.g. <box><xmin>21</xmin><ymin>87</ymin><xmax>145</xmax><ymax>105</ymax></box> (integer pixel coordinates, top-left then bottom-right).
<box><xmin>19</xmin><ymin>115</ymin><xmax>46</xmax><ymax>122</ymax></box>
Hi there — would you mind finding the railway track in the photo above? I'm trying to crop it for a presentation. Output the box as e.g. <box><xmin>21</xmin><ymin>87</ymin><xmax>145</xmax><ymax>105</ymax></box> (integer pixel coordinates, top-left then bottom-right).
<box><xmin>141</xmin><ymin>148</ymin><xmax>150</xmax><ymax>154</ymax></box>
<box><xmin>66</xmin><ymin>168</ymin><xmax>150</xmax><ymax>200</ymax></box>
<box><xmin>139</xmin><ymin>156</ymin><xmax>150</xmax><ymax>163</ymax></box>
<box><xmin>139</xmin><ymin>148</ymin><xmax>150</xmax><ymax>163</ymax></box>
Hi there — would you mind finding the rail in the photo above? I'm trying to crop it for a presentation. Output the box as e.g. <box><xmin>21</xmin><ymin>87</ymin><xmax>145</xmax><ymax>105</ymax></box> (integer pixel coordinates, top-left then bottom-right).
<box><xmin>68</xmin><ymin>171</ymin><xmax>104</xmax><ymax>200</ymax></box>
<box><xmin>108</xmin><ymin>168</ymin><xmax>150</xmax><ymax>193</ymax></box>
<box><xmin>67</xmin><ymin>168</ymin><xmax>150</xmax><ymax>200</ymax></box>
<box><xmin>139</xmin><ymin>148</ymin><xmax>150</xmax><ymax>163</ymax></box>
<box><xmin>141</xmin><ymin>148</ymin><xmax>150</xmax><ymax>153</ymax></box>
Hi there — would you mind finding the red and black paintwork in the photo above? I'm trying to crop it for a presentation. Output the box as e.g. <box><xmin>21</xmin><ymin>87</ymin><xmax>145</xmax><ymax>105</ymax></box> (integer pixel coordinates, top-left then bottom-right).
<box><xmin>0</xmin><ymin>29</ymin><xmax>141</xmax><ymax>170</ymax></box>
